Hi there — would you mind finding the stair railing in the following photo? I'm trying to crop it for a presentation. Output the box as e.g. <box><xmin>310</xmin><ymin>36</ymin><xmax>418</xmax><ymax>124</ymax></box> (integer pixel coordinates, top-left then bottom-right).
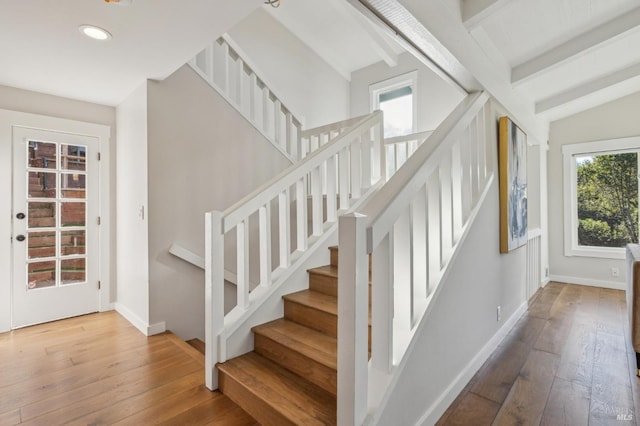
<box><xmin>189</xmin><ymin>35</ymin><xmax>303</xmax><ymax>162</ymax></box>
<box><xmin>337</xmin><ymin>92</ymin><xmax>493</xmax><ymax>425</ymax></box>
<box><xmin>205</xmin><ymin>111</ymin><xmax>384</xmax><ymax>390</ymax></box>
<box><xmin>384</xmin><ymin>130</ymin><xmax>434</xmax><ymax>177</ymax></box>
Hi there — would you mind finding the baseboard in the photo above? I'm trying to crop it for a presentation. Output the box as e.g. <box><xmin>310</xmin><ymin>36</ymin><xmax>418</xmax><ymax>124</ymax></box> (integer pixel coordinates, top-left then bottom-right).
<box><xmin>417</xmin><ymin>301</ymin><xmax>528</xmax><ymax>426</ymax></box>
<box><xmin>114</xmin><ymin>303</ymin><xmax>166</xmax><ymax>336</ymax></box>
<box><xmin>549</xmin><ymin>274</ymin><xmax>625</xmax><ymax>291</ymax></box>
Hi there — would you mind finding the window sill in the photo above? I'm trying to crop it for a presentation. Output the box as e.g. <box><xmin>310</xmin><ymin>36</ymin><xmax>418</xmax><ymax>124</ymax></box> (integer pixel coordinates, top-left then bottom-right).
<box><xmin>565</xmin><ymin>246</ymin><xmax>625</xmax><ymax>260</ymax></box>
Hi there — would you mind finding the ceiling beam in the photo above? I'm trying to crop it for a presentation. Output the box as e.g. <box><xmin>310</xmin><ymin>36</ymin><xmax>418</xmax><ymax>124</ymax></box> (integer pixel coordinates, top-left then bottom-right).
<box><xmin>513</xmin><ymin>6</ymin><xmax>640</xmax><ymax>85</ymax></box>
<box><xmin>463</xmin><ymin>0</ymin><xmax>515</xmax><ymax>31</ymax></box>
<box><xmin>535</xmin><ymin>61</ymin><xmax>640</xmax><ymax>113</ymax></box>
<box><xmin>357</xmin><ymin>0</ymin><xmax>549</xmax><ymax>143</ymax></box>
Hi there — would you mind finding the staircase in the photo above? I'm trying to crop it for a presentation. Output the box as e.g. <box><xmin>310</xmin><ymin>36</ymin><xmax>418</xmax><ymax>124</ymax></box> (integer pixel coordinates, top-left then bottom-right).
<box><xmin>202</xmin><ymin>91</ymin><xmax>494</xmax><ymax>425</ymax></box>
<box><xmin>216</xmin><ymin>246</ymin><xmax>342</xmax><ymax>425</ymax></box>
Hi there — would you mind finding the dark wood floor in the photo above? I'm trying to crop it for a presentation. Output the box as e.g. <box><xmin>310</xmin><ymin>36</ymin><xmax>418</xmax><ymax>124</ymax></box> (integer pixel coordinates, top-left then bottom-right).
<box><xmin>0</xmin><ymin>311</ymin><xmax>257</xmax><ymax>425</ymax></box>
<box><xmin>437</xmin><ymin>282</ymin><xmax>639</xmax><ymax>426</ymax></box>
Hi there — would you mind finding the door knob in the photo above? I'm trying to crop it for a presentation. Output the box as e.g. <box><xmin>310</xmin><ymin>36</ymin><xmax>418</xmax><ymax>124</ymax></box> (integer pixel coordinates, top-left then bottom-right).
<box><xmin>16</xmin><ymin>235</ymin><xmax>25</xmax><ymax>242</ymax></box>
<box><xmin>16</xmin><ymin>212</ymin><xmax>25</xmax><ymax>219</ymax></box>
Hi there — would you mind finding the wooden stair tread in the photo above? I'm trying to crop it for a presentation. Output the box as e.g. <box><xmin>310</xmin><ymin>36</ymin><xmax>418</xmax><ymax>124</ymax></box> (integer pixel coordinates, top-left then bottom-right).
<box><xmin>283</xmin><ymin>290</ymin><xmax>337</xmax><ymax>315</ymax></box>
<box><xmin>308</xmin><ymin>265</ymin><xmax>338</xmax><ymax>278</ymax></box>
<box><xmin>186</xmin><ymin>338</ymin><xmax>205</xmax><ymax>355</ymax></box>
<box><xmin>218</xmin><ymin>352</ymin><xmax>336</xmax><ymax>425</ymax></box>
<box><xmin>252</xmin><ymin>319</ymin><xmax>336</xmax><ymax>370</ymax></box>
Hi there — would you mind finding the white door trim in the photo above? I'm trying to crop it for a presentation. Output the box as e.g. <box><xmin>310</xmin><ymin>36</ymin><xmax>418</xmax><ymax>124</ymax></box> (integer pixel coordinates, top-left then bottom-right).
<box><xmin>0</xmin><ymin>109</ymin><xmax>111</xmax><ymax>332</ymax></box>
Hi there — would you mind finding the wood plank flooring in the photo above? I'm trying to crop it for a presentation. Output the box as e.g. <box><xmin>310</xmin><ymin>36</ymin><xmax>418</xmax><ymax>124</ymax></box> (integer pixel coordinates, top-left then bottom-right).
<box><xmin>0</xmin><ymin>311</ymin><xmax>257</xmax><ymax>425</ymax></box>
<box><xmin>438</xmin><ymin>282</ymin><xmax>639</xmax><ymax>426</ymax></box>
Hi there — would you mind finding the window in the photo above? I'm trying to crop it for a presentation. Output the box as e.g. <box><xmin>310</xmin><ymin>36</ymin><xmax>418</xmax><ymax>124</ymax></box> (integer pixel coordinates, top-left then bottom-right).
<box><xmin>563</xmin><ymin>137</ymin><xmax>640</xmax><ymax>259</ymax></box>
<box><xmin>370</xmin><ymin>71</ymin><xmax>418</xmax><ymax>137</ymax></box>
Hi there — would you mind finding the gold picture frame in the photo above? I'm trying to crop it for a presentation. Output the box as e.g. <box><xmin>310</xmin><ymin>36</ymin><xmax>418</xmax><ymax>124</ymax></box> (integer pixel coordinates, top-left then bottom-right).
<box><xmin>499</xmin><ymin>116</ymin><xmax>527</xmax><ymax>253</ymax></box>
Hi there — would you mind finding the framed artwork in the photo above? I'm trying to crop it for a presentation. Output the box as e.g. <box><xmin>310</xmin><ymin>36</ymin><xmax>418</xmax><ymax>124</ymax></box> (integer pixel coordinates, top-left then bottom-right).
<box><xmin>499</xmin><ymin>116</ymin><xmax>527</xmax><ymax>253</ymax></box>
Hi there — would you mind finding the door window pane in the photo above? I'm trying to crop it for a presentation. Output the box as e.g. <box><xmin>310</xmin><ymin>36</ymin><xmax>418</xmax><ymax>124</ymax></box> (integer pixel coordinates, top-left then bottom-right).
<box><xmin>28</xmin><ymin>141</ymin><xmax>57</xmax><ymax>169</ymax></box>
<box><xmin>28</xmin><ymin>231</ymin><xmax>56</xmax><ymax>259</ymax></box>
<box><xmin>28</xmin><ymin>172</ymin><xmax>56</xmax><ymax>198</ymax></box>
<box><xmin>28</xmin><ymin>202</ymin><xmax>56</xmax><ymax>228</ymax></box>
<box><xmin>27</xmin><ymin>260</ymin><xmax>56</xmax><ymax>289</ymax></box>
<box><xmin>61</xmin><ymin>202</ymin><xmax>85</xmax><ymax>227</ymax></box>
<box><xmin>61</xmin><ymin>230</ymin><xmax>85</xmax><ymax>256</ymax></box>
<box><xmin>61</xmin><ymin>173</ymin><xmax>86</xmax><ymax>198</ymax></box>
<box><xmin>60</xmin><ymin>144</ymin><xmax>86</xmax><ymax>171</ymax></box>
<box><xmin>61</xmin><ymin>258</ymin><xmax>85</xmax><ymax>285</ymax></box>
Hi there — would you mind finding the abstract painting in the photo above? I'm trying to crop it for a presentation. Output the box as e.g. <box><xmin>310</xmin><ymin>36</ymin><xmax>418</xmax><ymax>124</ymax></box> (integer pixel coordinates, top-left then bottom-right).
<box><xmin>499</xmin><ymin>116</ymin><xmax>527</xmax><ymax>253</ymax></box>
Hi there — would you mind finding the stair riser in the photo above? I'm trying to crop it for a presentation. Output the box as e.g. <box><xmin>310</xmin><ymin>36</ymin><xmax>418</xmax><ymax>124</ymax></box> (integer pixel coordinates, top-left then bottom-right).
<box><xmin>309</xmin><ymin>272</ymin><xmax>337</xmax><ymax>297</ymax></box>
<box><xmin>254</xmin><ymin>334</ymin><xmax>336</xmax><ymax>396</ymax></box>
<box><xmin>219</xmin><ymin>370</ymin><xmax>298</xmax><ymax>426</ymax></box>
<box><xmin>284</xmin><ymin>302</ymin><xmax>337</xmax><ymax>338</ymax></box>
<box><xmin>329</xmin><ymin>247</ymin><xmax>372</xmax><ymax>271</ymax></box>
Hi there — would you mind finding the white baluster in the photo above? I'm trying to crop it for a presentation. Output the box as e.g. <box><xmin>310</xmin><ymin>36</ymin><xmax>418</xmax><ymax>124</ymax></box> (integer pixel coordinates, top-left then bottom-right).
<box><xmin>311</xmin><ymin>165</ymin><xmax>323</xmax><ymax>236</ymax></box>
<box><xmin>249</xmin><ymin>72</ymin><xmax>257</xmax><ymax>123</ymax></box>
<box><xmin>326</xmin><ymin>154</ymin><xmax>337</xmax><ymax>222</ymax></box>
<box><xmin>460</xmin><ymin>127</ymin><xmax>472</xmax><ymax>223</ymax></box>
<box><xmin>469</xmin><ymin>117</ymin><xmax>479</xmax><ymax>203</ymax></box>
<box><xmin>411</xmin><ymin>188</ymin><xmax>427</xmax><ymax>312</ymax></box>
<box><xmin>259</xmin><ymin>204</ymin><xmax>272</xmax><ymax>287</ymax></box>
<box><xmin>439</xmin><ymin>155</ymin><xmax>453</xmax><ymax>266</ymax></box>
<box><xmin>350</xmin><ymin>136</ymin><xmax>362</xmax><ymax>199</ymax></box>
<box><xmin>274</xmin><ymin>100</ymin><xmax>282</xmax><ymax>149</ymax></box>
<box><xmin>296</xmin><ymin>177</ymin><xmax>308</xmax><ymax>251</ymax></box>
<box><xmin>237</xmin><ymin>219</ymin><xmax>249</xmax><ymax>310</ymax></box>
<box><xmin>361</xmin><ymin>132</ymin><xmax>372</xmax><ymax>190</ymax></box>
<box><xmin>339</xmin><ymin>147</ymin><xmax>350</xmax><ymax>210</ymax></box>
<box><xmin>262</xmin><ymin>87</ymin><xmax>270</xmax><ymax>137</ymax></box>
<box><xmin>286</xmin><ymin>112</ymin><xmax>296</xmax><ymax>160</ymax></box>
<box><xmin>427</xmin><ymin>173</ymin><xmax>441</xmax><ymax>292</ymax></box>
<box><xmin>278</xmin><ymin>189</ymin><xmax>290</xmax><ymax>268</ymax></box>
<box><xmin>222</xmin><ymin>41</ymin><xmax>230</xmax><ymax>96</ymax></box>
<box><xmin>451</xmin><ymin>141</ymin><xmax>463</xmax><ymax>243</ymax></box>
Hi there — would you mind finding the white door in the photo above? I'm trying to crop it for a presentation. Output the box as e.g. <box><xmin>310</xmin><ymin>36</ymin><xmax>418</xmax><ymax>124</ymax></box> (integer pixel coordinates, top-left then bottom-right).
<box><xmin>12</xmin><ymin>127</ymin><xmax>100</xmax><ymax>328</ymax></box>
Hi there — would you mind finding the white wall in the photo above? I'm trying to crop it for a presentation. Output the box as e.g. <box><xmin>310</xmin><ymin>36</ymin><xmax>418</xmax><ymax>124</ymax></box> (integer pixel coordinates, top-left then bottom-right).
<box><xmin>146</xmin><ymin>65</ymin><xmax>292</xmax><ymax>340</ymax></box>
<box><xmin>350</xmin><ymin>52</ymin><xmax>464</xmax><ymax>132</ymax></box>
<box><xmin>0</xmin><ymin>85</ymin><xmax>115</xmax><ymax>333</ymax></box>
<box><xmin>227</xmin><ymin>8</ymin><xmax>350</xmax><ymax>129</ymax></box>
<box><xmin>376</xmin><ymin>104</ymin><xmax>528</xmax><ymax>425</ymax></box>
<box><xmin>115</xmin><ymin>82</ymin><xmax>152</xmax><ymax>333</ymax></box>
<box><xmin>548</xmin><ymin>91</ymin><xmax>640</xmax><ymax>290</ymax></box>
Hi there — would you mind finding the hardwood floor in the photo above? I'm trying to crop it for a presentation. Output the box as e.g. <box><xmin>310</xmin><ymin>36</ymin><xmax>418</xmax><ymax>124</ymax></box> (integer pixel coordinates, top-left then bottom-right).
<box><xmin>437</xmin><ymin>282</ymin><xmax>639</xmax><ymax>426</ymax></box>
<box><xmin>0</xmin><ymin>311</ymin><xmax>257</xmax><ymax>425</ymax></box>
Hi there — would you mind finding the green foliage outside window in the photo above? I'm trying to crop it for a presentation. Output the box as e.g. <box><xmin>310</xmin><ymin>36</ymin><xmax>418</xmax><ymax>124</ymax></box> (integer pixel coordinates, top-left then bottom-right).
<box><xmin>577</xmin><ymin>152</ymin><xmax>638</xmax><ymax>247</ymax></box>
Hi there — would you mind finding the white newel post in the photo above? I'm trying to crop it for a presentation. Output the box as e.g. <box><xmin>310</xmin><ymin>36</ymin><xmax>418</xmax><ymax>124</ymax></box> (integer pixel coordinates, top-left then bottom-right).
<box><xmin>338</xmin><ymin>213</ymin><xmax>369</xmax><ymax>426</ymax></box>
<box><xmin>205</xmin><ymin>211</ymin><xmax>225</xmax><ymax>390</ymax></box>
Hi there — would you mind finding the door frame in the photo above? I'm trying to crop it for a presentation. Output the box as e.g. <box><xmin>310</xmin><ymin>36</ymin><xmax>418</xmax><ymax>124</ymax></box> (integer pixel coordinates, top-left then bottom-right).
<box><xmin>0</xmin><ymin>109</ymin><xmax>111</xmax><ymax>332</ymax></box>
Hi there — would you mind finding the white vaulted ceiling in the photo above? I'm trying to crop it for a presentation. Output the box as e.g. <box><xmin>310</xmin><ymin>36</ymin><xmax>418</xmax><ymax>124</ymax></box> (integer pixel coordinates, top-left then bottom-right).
<box><xmin>0</xmin><ymin>0</ymin><xmax>261</xmax><ymax>106</ymax></box>
<box><xmin>472</xmin><ymin>0</ymin><xmax>640</xmax><ymax>121</ymax></box>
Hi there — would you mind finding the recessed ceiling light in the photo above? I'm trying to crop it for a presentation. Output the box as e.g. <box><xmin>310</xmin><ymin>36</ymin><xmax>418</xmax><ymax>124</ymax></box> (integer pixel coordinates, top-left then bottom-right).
<box><xmin>79</xmin><ymin>25</ymin><xmax>112</xmax><ymax>41</ymax></box>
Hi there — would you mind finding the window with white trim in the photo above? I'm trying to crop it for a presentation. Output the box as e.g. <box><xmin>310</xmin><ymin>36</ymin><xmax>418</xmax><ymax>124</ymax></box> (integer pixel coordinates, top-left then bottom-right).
<box><xmin>369</xmin><ymin>71</ymin><xmax>418</xmax><ymax>138</ymax></box>
<box><xmin>563</xmin><ymin>137</ymin><xmax>640</xmax><ymax>259</ymax></box>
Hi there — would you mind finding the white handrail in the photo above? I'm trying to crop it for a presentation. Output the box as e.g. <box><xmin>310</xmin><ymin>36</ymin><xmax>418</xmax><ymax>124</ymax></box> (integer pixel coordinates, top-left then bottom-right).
<box><xmin>189</xmin><ymin>34</ymin><xmax>303</xmax><ymax>162</ymax></box>
<box><xmin>205</xmin><ymin>111</ymin><xmax>384</xmax><ymax>390</ymax></box>
<box><xmin>338</xmin><ymin>91</ymin><xmax>493</xmax><ymax>424</ymax></box>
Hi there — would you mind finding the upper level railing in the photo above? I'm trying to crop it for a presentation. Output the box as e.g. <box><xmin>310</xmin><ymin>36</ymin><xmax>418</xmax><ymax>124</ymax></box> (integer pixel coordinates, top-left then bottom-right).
<box><xmin>204</xmin><ymin>111</ymin><xmax>384</xmax><ymax>389</ymax></box>
<box><xmin>337</xmin><ymin>92</ymin><xmax>493</xmax><ymax>425</ymax></box>
<box><xmin>189</xmin><ymin>35</ymin><xmax>303</xmax><ymax>162</ymax></box>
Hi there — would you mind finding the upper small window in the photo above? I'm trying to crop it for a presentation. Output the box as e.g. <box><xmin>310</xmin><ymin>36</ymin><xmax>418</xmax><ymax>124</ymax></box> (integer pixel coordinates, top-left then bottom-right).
<box><xmin>370</xmin><ymin>71</ymin><xmax>418</xmax><ymax>138</ymax></box>
<box><xmin>563</xmin><ymin>137</ymin><xmax>640</xmax><ymax>259</ymax></box>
